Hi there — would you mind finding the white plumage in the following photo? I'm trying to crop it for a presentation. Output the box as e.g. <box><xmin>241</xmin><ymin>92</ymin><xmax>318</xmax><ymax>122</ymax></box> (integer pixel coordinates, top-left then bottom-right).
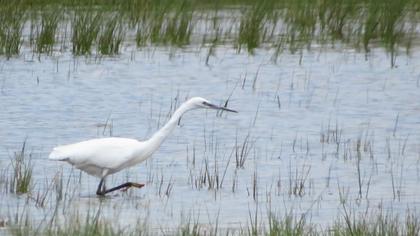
<box><xmin>49</xmin><ymin>97</ymin><xmax>237</xmax><ymax>196</ymax></box>
<box><xmin>49</xmin><ymin>138</ymin><xmax>146</xmax><ymax>177</ymax></box>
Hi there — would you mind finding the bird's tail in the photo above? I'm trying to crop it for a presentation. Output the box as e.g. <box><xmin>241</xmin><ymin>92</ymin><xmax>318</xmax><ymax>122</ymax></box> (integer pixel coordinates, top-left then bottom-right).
<box><xmin>48</xmin><ymin>147</ymin><xmax>68</xmax><ymax>161</ymax></box>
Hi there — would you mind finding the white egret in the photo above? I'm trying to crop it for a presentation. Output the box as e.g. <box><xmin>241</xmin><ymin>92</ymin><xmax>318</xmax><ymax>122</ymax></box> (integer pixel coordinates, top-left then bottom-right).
<box><xmin>49</xmin><ymin>97</ymin><xmax>237</xmax><ymax>196</ymax></box>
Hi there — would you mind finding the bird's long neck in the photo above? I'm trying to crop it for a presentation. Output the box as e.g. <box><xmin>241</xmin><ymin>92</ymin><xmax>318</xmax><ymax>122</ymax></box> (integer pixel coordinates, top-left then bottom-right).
<box><xmin>144</xmin><ymin>102</ymin><xmax>192</xmax><ymax>153</ymax></box>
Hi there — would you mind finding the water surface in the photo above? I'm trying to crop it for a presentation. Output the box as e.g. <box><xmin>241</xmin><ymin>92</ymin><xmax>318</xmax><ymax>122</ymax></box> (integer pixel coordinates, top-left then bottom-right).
<box><xmin>0</xmin><ymin>45</ymin><xmax>420</xmax><ymax>231</ymax></box>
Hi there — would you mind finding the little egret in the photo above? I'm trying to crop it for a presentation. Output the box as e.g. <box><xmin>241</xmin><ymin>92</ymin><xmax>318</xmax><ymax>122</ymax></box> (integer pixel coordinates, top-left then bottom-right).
<box><xmin>49</xmin><ymin>97</ymin><xmax>237</xmax><ymax>196</ymax></box>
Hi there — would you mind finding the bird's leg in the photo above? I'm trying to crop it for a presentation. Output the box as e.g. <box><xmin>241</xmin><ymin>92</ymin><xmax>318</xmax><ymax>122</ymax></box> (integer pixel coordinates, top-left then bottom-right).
<box><xmin>96</xmin><ymin>178</ymin><xmax>106</xmax><ymax>196</ymax></box>
<box><xmin>102</xmin><ymin>182</ymin><xmax>145</xmax><ymax>195</ymax></box>
<box><xmin>102</xmin><ymin>179</ymin><xmax>106</xmax><ymax>193</ymax></box>
<box><xmin>96</xmin><ymin>178</ymin><xmax>144</xmax><ymax>196</ymax></box>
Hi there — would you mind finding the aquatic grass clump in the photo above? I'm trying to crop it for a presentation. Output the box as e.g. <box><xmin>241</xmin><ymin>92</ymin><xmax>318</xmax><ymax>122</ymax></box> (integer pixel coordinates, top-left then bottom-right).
<box><xmin>374</xmin><ymin>0</ymin><xmax>412</xmax><ymax>66</ymax></box>
<box><xmin>134</xmin><ymin>1</ymin><xmax>170</xmax><ymax>47</ymax></box>
<box><xmin>331</xmin><ymin>208</ymin><xmax>420</xmax><ymax>236</ymax></box>
<box><xmin>236</xmin><ymin>0</ymin><xmax>277</xmax><ymax>53</ymax></box>
<box><xmin>8</xmin><ymin>207</ymin><xmax>130</xmax><ymax>236</ymax></box>
<box><xmin>135</xmin><ymin>23</ymin><xmax>148</xmax><ymax>47</ymax></box>
<box><xmin>98</xmin><ymin>16</ymin><xmax>125</xmax><ymax>55</ymax></box>
<box><xmin>235</xmin><ymin>133</ymin><xmax>254</xmax><ymax>169</ymax></box>
<box><xmin>267</xmin><ymin>212</ymin><xmax>309</xmax><ymax>236</ymax></box>
<box><xmin>133</xmin><ymin>0</ymin><xmax>195</xmax><ymax>48</ymax></box>
<box><xmin>317</xmin><ymin>0</ymin><xmax>359</xmax><ymax>43</ymax></box>
<box><xmin>149</xmin><ymin>1</ymin><xmax>194</xmax><ymax>47</ymax></box>
<box><xmin>282</xmin><ymin>0</ymin><xmax>317</xmax><ymax>54</ymax></box>
<box><xmin>33</xmin><ymin>9</ymin><xmax>61</xmax><ymax>54</ymax></box>
<box><xmin>8</xmin><ymin>210</ymin><xmax>31</xmax><ymax>236</ymax></box>
<box><xmin>178</xmin><ymin>219</ymin><xmax>203</xmax><ymax>236</ymax></box>
<box><xmin>46</xmin><ymin>209</ymin><xmax>121</xmax><ymax>236</ymax></box>
<box><xmin>72</xmin><ymin>11</ymin><xmax>101</xmax><ymax>55</ymax></box>
<box><xmin>0</xmin><ymin>6</ymin><xmax>25</xmax><ymax>58</ymax></box>
<box><xmin>164</xmin><ymin>4</ymin><xmax>194</xmax><ymax>47</ymax></box>
<box><xmin>351</xmin><ymin>0</ymin><xmax>416</xmax><ymax>66</ymax></box>
<box><xmin>8</xmin><ymin>141</ymin><xmax>33</xmax><ymax>195</ymax></box>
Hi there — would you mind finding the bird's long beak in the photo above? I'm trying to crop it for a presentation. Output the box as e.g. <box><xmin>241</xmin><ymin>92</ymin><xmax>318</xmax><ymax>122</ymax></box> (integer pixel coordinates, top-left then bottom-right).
<box><xmin>204</xmin><ymin>101</ymin><xmax>238</xmax><ymax>113</ymax></box>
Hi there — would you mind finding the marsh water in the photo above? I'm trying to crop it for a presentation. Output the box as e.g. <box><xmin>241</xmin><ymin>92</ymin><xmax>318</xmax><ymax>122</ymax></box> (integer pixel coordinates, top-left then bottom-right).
<box><xmin>0</xmin><ymin>2</ymin><xmax>420</xmax><ymax>232</ymax></box>
<box><xmin>1</xmin><ymin>44</ymin><xmax>420</xmax><ymax>232</ymax></box>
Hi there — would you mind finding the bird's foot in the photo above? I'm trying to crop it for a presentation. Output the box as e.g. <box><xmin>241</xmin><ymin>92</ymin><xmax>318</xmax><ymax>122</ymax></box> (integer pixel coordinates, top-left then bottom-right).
<box><xmin>120</xmin><ymin>183</ymin><xmax>145</xmax><ymax>192</ymax></box>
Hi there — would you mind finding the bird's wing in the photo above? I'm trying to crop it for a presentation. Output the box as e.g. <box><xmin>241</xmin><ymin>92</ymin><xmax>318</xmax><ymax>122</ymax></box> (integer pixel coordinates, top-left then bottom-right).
<box><xmin>49</xmin><ymin>138</ymin><xmax>140</xmax><ymax>170</ymax></box>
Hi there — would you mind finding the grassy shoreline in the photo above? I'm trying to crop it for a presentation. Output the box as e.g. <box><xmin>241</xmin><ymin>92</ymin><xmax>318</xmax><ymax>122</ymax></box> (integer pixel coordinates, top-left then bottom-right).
<box><xmin>4</xmin><ymin>201</ymin><xmax>420</xmax><ymax>235</ymax></box>
<box><xmin>0</xmin><ymin>0</ymin><xmax>418</xmax><ymax>66</ymax></box>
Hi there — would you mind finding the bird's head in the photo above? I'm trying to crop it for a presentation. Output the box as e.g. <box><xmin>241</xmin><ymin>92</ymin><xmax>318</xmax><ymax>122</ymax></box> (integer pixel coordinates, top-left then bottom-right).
<box><xmin>187</xmin><ymin>97</ymin><xmax>237</xmax><ymax>113</ymax></box>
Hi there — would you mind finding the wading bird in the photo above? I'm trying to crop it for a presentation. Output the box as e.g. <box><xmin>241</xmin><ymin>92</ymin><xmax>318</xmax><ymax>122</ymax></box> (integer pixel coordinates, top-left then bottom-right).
<box><xmin>49</xmin><ymin>97</ymin><xmax>237</xmax><ymax>196</ymax></box>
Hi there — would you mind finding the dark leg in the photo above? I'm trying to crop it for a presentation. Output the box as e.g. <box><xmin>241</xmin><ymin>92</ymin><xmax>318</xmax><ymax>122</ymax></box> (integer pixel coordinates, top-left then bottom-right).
<box><xmin>96</xmin><ymin>179</ymin><xmax>144</xmax><ymax>196</ymax></box>
<box><xmin>102</xmin><ymin>182</ymin><xmax>145</xmax><ymax>195</ymax></box>
<box><xmin>96</xmin><ymin>178</ymin><xmax>105</xmax><ymax>196</ymax></box>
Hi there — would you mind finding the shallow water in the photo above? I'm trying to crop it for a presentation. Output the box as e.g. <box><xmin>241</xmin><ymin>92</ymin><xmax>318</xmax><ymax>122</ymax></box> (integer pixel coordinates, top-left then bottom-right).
<box><xmin>0</xmin><ymin>45</ymin><xmax>420</xmax><ymax>231</ymax></box>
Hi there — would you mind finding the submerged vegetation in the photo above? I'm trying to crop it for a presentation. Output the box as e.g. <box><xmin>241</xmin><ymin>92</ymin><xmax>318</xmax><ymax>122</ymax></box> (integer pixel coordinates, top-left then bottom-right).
<box><xmin>0</xmin><ymin>0</ymin><xmax>418</xmax><ymax>65</ymax></box>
